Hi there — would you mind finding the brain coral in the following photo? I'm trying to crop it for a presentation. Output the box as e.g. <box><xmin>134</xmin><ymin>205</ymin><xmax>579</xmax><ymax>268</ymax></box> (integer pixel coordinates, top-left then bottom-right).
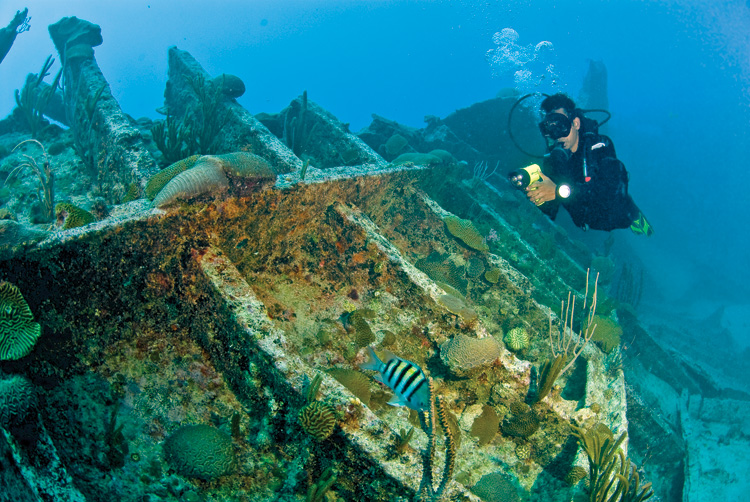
<box><xmin>440</xmin><ymin>334</ymin><xmax>501</xmax><ymax>377</ymax></box>
<box><xmin>0</xmin><ymin>281</ymin><xmax>41</xmax><ymax>361</ymax></box>
<box><xmin>470</xmin><ymin>472</ymin><xmax>520</xmax><ymax>502</ymax></box>
<box><xmin>501</xmin><ymin>404</ymin><xmax>540</xmax><ymax>438</ymax></box>
<box><xmin>299</xmin><ymin>401</ymin><xmax>337</xmax><ymax>441</ymax></box>
<box><xmin>348</xmin><ymin>311</ymin><xmax>376</xmax><ymax>348</ymax></box>
<box><xmin>444</xmin><ymin>215</ymin><xmax>489</xmax><ymax>252</ymax></box>
<box><xmin>0</xmin><ymin>373</ymin><xmax>38</xmax><ymax>427</ymax></box>
<box><xmin>163</xmin><ymin>424</ymin><xmax>235</xmax><ymax>480</ymax></box>
<box><xmin>503</xmin><ymin>327</ymin><xmax>529</xmax><ymax>352</ymax></box>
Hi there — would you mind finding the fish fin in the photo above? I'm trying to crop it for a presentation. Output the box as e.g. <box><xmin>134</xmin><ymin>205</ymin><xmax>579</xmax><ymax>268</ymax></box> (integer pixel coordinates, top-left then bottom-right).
<box><xmin>387</xmin><ymin>395</ymin><xmax>407</xmax><ymax>407</ymax></box>
<box><xmin>358</xmin><ymin>346</ymin><xmax>383</xmax><ymax>372</ymax></box>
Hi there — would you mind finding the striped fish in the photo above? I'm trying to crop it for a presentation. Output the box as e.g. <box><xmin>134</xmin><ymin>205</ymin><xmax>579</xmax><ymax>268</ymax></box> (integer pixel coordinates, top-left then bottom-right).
<box><xmin>359</xmin><ymin>347</ymin><xmax>431</xmax><ymax>411</ymax></box>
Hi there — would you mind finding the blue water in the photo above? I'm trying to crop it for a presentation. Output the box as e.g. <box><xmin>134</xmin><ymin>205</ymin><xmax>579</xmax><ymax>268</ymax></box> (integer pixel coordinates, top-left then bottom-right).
<box><xmin>2</xmin><ymin>0</ymin><xmax>749</xmax><ymax>334</ymax></box>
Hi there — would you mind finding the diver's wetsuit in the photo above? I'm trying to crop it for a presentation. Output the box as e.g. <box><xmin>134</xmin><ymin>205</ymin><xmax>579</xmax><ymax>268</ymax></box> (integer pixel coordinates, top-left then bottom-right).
<box><xmin>540</xmin><ymin>118</ymin><xmax>641</xmax><ymax>231</ymax></box>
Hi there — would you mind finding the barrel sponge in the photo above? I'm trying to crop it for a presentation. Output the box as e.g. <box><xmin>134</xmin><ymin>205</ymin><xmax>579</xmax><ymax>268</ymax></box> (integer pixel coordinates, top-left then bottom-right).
<box><xmin>444</xmin><ymin>215</ymin><xmax>489</xmax><ymax>253</ymax></box>
<box><xmin>0</xmin><ymin>281</ymin><xmax>41</xmax><ymax>361</ymax></box>
<box><xmin>0</xmin><ymin>374</ymin><xmax>38</xmax><ymax>427</ymax></box>
<box><xmin>145</xmin><ymin>155</ymin><xmax>200</xmax><ymax>200</ymax></box>
<box><xmin>440</xmin><ymin>334</ymin><xmax>501</xmax><ymax>377</ymax></box>
<box><xmin>503</xmin><ymin>327</ymin><xmax>529</xmax><ymax>352</ymax></box>
<box><xmin>163</xmin><ymin>424</ymin><xmax>235</xmax><ymax>480</ymax></box>
<box><xmin>298</xmin><ymin>401</ymin><xmax>337</xmax><ymax>441</ymax></box>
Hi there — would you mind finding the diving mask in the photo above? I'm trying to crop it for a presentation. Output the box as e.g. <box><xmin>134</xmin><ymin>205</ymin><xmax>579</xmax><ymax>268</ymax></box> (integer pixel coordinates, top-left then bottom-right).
<box><xmin>538</xmin><ymin>112</ymin><xmax>572</xmax><ymax>140</ymax></box>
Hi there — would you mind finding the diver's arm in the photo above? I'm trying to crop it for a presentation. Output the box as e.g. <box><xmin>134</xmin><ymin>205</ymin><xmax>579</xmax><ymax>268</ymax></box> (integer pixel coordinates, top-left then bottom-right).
<box><xmin>525</xmin><ymin>172</ymin><xmax>561</xmax><ymax>219</ymax></box>
<box><xmin>525</xmin><ymin>172</ymin><xmax>557</xmax><ymax>206</ymax></box>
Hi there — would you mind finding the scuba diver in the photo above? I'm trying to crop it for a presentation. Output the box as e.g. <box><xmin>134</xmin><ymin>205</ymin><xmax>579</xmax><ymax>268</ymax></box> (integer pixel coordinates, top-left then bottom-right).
<box><xmin>510</xmin><ymin>93</ymin><xmax>653</xmax><ymax>236</ymax></box>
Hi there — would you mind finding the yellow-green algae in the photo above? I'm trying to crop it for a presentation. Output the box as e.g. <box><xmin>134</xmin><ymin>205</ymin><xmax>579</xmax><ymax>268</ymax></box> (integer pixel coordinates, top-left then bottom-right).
<box><xmin>54</xmin><ymin>202</ymin><xmax>95</xmax><ymax>230</ymax></box>
<box><xmin>144</xmin><ymin>154</ymin><xmax>200</xmax><ymax>200</ymax></box>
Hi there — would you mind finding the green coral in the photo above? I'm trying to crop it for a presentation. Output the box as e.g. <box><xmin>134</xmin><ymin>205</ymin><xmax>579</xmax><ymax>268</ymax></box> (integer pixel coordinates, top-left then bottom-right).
<box><xmin>383</xmin><ymin>133</ymin><xmax>409</xmax><ymax>158</ymax></box>
<box><xmin>565</xmin><ymin>465</ymin><xmax>588</xmax><ymax>486</ymax></box>
<box><xmin>591</xmin><ymin>315</ymin><xmax>623</xmax><ymax>354</ymax></box>
<box><xmin>299</xmin><ymin>401</ymin><xmax>337</xmax><ymax>441</ymax></box>
<box><xmin>327</xmin><ymin>368</ymin><xmax>371</xmax><ymax>405</ymax></box>
<box><xmin>218</xmin><ymin>152</ymin><xmax>276</xmax><ymax>179</ymax></box>
<box><xmin>437</xmin><ymin>294</ymin><xmax>477</xmax><ymax>323</ymax></box>
<box><xmin>501</xmin><ymin>403</ymin><xmax>540</xmax><ymax>438</ymax></box>
<box><xmin>162</xmin><ymin>424</ymin><xmax>235</xmax><ymax>480</ymax></box>
<box><xmin>470</xmin><ymin>405</ymin><xmax>500</xmax><ymax>446</ymax></box>
<box><xmin>503</xmin><ymin>327</ymin><xmax>529</xmax><ymax>352</ymax></box>
<box><xmin>55</xmin><ymin>202</ymin><xmax>96</xmax><ymax>229</ymax></box>
<box><xmin>466</xmin><ymin>256</ymin><xmax>485</xmax><ymax>278</ymax></box>
<box><xmin>427</xmin><ymin>149</ymin><xmax>458</xmax><ymax>166</ymax></box>
<box><xmin>470</xmin><ymin>472</ymin><xmax>520</xmax><ymax>502</ymax></box>
<box><xmin>121</xmin><ymin>182</ymin><xmax>140</xmax><ymax>203</ymax></box>
<box><xmin>0</xmin><ymin>281</ymin><xmax>41</xmax><ymax>361</ymax></box>
<box><xmin>440</xmin><ymin>334</ymin><xmax>501</xmax><ymax>377</ymax></box>
<box><xmin>0</xmin><ymin>373</ymin><xmax>37</xmax><ymax>427</ymax></box>
<box><xmin>348</xmin><ymin>310</ymin><xmax>376</xmax><ymax>347</ymax></box>
<box><xmin>415</xmin><ymin>252</ymin><xmax>467</xmax><ymax>295</ymax></box>
<box><xmin>484</xmin><ymin>267</ymin><xmax>501</xmax><ymax>284</ymax></box>
<box><xmin>392</xmin><ymin>152</ymin><xmax>442</xmax><ymax>166</ymax></box>
<box><xmin>444</xmin><ymin>215</ymin><xmax>489</xmax><ymax>252</ymax></box>
<box><xmin>144</xmin><ymin>155</ymin><xmax>200</xmax><ymax>200</ymax></box>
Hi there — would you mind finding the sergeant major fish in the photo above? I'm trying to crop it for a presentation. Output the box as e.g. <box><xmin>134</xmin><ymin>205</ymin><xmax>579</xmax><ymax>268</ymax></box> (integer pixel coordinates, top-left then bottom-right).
<box><xmin>359</xmin><ymin>347</ymin><xmax>431</xmax><ymax>411</ymax></box>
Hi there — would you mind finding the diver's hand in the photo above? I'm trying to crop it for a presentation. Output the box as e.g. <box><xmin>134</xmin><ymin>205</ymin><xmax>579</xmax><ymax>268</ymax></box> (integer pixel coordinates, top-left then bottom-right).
<box><xmin>525</xmin><ymin>172</ymin><xmax>557</xmax><ymax>206</ymax></box>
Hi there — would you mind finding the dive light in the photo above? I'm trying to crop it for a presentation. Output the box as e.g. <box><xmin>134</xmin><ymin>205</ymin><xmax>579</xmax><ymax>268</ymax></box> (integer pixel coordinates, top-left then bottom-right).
<box><xmin>508</xmin><ymin>164</ymin><xmax>542</xmax><ymax>189</ymax></box>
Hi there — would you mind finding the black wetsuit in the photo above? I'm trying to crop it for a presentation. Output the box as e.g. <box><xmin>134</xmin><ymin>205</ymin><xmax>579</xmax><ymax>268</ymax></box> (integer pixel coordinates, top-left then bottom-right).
<box><xmin>540</xmin><ymin>118</ymin><xmax>640</xmax><ymax>231</ymax></box>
